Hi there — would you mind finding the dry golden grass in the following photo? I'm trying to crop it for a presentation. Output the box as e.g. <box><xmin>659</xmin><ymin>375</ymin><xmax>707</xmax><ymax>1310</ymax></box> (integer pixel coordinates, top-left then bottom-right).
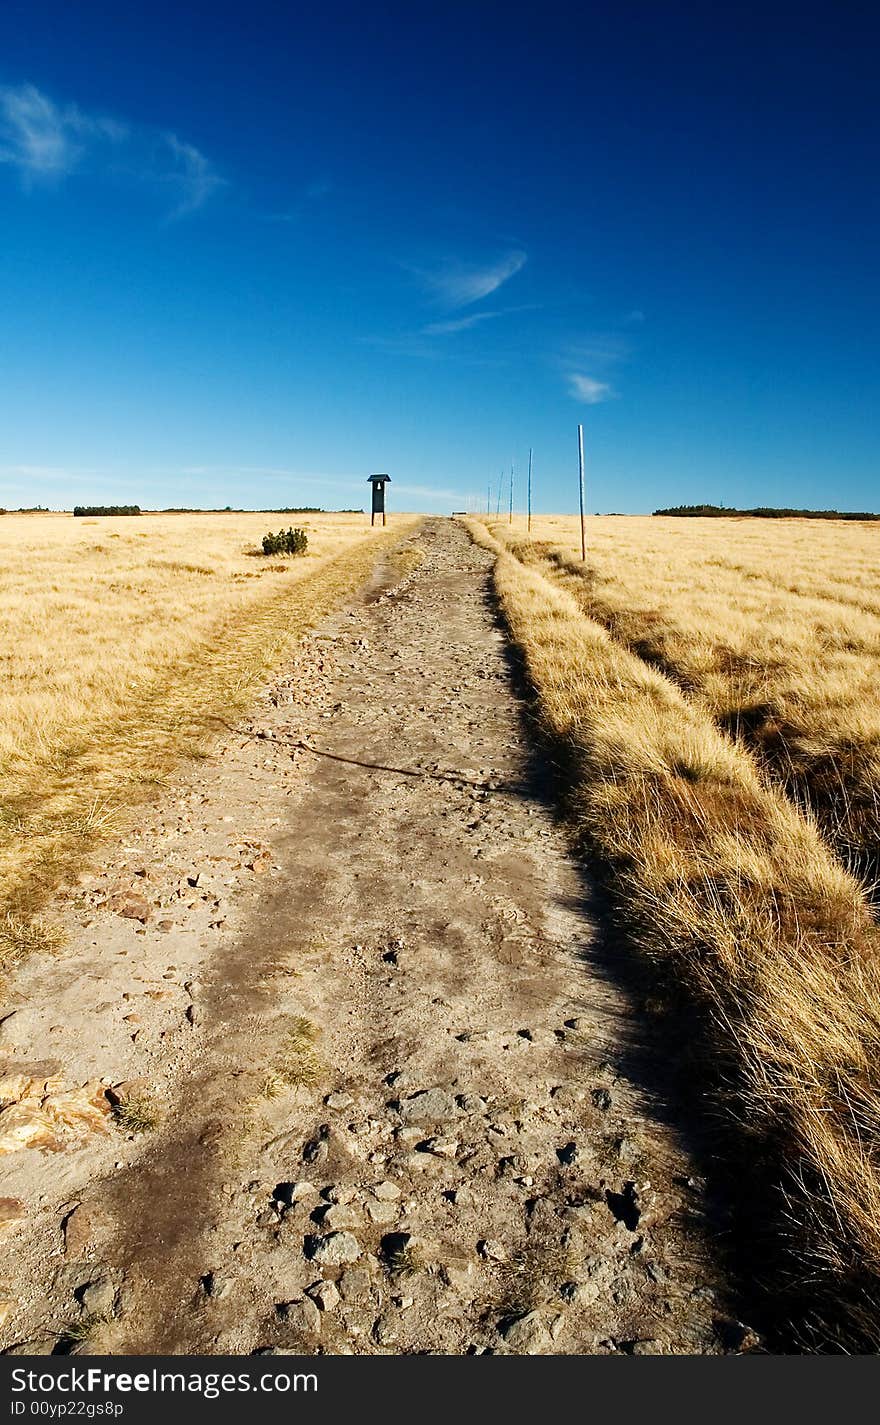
<box><xmin>0</xmin><ymin>510</ymin><xmax>416</xmax><ymax>953</ymax></box>
<box><xmin>466</xmin><ymin>515</ymin><xmax>880</xmax><ymax>1348</ymax></box>
<box><xmin>487</xmin><ymin>514</ymin><xmax>880</xmax><ymax>884</ymax></box>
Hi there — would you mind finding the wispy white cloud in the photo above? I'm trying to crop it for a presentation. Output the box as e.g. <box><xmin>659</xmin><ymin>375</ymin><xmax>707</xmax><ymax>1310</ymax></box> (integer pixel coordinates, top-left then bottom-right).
<box><xmin>0</xmin><ymin>83</ymin><xmax>125</xmax><ymax>178</ymax></box>
<box><xmin>162</xmin><ymin>134</ymin><xmax>224</xmax><ymax>218</ymax></box>
<box><xmin>567</xmin><ymin>373</ymin><xmax>614</xmax><ymax>404</ymax></box>
<box><xmin>422</xmin><ymin>302</ymin><xmax>540</xmax><ymax>336</ymax></box>
<box><xmin>0</xmin><ymin>82</ymin><xmax>220</xmax><ymax>217</ymax></box>
<box><xmin>423</xmin><ymin>310</ymin><xmax>500</xmax><ymax>335</ymax></box>
<box><xmin>410</xmin><ymin>249</ymin><xmax>527</xmax><ymax>309</ymax></box>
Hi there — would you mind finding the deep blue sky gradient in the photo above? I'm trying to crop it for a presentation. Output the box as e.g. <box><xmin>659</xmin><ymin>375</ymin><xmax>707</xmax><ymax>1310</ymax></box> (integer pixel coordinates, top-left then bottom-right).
<box><xmin>1</xmin><ymin>1</ymin><xmax>878</xmax><ymax>512</ymax></box>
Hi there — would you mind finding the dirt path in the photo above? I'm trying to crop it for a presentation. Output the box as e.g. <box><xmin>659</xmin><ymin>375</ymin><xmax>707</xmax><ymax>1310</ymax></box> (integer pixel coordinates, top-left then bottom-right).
<box><xmin>0</xmin><ymin>519</ymin><xmax>742</xmax><ymax>1356</ymax></box>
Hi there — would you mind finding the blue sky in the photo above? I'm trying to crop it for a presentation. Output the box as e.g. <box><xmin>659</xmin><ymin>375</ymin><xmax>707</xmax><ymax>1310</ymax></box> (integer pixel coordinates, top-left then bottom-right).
<box><xmin>1</xmin><ymin>0</ymin><xmax>878</xmax><ymax>514</ymax></box>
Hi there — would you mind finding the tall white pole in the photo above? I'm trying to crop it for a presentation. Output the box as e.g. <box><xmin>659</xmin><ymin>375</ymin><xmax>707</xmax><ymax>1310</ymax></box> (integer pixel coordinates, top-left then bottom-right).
<box><xmin>527</xmin><ymin>447</ymin><xmax>533</xmax><ymax>534</ymax></box>
<box><xmin>508</xmin><ymin>462</ymin><xmax>514</xmax><ymax>524</ymax></box>
<box><xmin>578</xmin><ymin>423</ymin><xmax>586</xmax><ymax>561</ymax></box>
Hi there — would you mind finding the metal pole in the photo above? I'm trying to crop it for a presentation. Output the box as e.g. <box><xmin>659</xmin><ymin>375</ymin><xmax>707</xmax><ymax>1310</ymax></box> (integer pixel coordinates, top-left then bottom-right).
<box><xmin>487</xmin><ymin>477</ymin><xmax>491</xmax><ymax>515</ymax></box>
<box><xmin>508</xmin><ymin>462</ymin><xmax>514</xmax><ymax>524</ymax></box>
<box><xmin>496</xmin><ymin>469</ymin><xmax>503</xmax><ymax>516</ymax></box>
<box><xmin>527</xmin><ymin>447</ymin><xmax>533</xmax><ymax>534</ymax></box>
<box><xmin>577</xmin><ymin>423</ymin><xmax>586</xmax><ymax>561</ymax></box>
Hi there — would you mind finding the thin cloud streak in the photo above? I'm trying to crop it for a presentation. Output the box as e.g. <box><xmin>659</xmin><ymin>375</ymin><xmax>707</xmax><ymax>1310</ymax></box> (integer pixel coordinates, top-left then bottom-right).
<box><xmin>163</xmin><ymin>135</ymin><xmax>224</xmax><ymax>218</ymax></box>
<box><xmin>410</xmin><ymin>249</ymin><xmax>527</xmax><ymax>309</ymax></box>
<box><xmin>0</xmin><ymin>82</ymin><xmax>220</xmax><ymax>217</ymax></box>
<box><xmin>422</xmin><ymin>303</ymin><xmax>541</xmax><ymax>336</ymax></box>
<box><xmin>423</xmin><ymin>311</ymin><xmax>500</xmax><ymax>335</ymax></box>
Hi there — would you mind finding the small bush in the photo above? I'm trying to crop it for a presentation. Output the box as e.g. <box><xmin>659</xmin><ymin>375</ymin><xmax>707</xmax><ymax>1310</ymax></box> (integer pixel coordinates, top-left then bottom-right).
<box><xmin>261</xmin><ymin>526</ymin><xmax>309</xmax><ymax>556</ymax></box>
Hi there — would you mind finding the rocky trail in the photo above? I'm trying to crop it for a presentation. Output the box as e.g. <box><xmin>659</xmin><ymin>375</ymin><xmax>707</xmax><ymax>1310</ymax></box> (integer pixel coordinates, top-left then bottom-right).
<box><xmin>0</xmin><ymin>519</ymin><xmax>746</xmax><ymax>1356</ymax></box>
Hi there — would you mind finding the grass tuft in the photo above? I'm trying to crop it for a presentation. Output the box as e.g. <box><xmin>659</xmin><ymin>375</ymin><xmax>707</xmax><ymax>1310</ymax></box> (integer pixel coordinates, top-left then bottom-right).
<box><xmin>112</xmin><ymin>1095</ymin><xmax>158</xmax><ymax>1134</ymax></box>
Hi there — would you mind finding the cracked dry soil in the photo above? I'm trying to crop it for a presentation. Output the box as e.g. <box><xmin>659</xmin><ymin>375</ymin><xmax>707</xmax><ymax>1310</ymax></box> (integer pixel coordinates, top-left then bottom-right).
<box><xmin>0</xmin><ymin>518</ymin><xmax>743</xmax><ymax>1356</ymax></box>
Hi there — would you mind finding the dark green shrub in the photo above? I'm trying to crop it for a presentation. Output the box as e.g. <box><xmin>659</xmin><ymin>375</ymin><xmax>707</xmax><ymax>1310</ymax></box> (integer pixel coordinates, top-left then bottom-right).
<box><xmin>261</xmin><ymin>526</ymin><xmax>309</xmax><ymax>556</ymax></box>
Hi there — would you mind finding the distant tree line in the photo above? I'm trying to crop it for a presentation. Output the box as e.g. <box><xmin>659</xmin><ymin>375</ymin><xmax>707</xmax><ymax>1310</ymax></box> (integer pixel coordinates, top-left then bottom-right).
<box><xmin>653</xmin><ymin>504</ymin><xmax>879</xmax><ymax>520</ymax></box>
<box><xmin>160</xmin><ymin>506</ymin><xmax>326</xmax><ymax>513</ymax></box>
<box><xmin>73</xmin><ymin>505</ymin><xmax>141</xmax><ymax>517</ymax></box>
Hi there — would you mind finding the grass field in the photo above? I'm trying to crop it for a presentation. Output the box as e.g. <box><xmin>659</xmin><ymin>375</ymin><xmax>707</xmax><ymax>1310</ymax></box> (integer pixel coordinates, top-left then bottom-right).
<box><xmin>0</xmin><ymin>510</ymin><xmax>415</xmax><ymax>960</ymax></box>
<box><xmin>467</xmin><ymin>514</ymin><xmax>880</xmax><ymax>1348</ymax></box>
<box><xmin>492</xmin><ymin>515</ymin><xmax>880</xmax><ymax>884</ymax></box>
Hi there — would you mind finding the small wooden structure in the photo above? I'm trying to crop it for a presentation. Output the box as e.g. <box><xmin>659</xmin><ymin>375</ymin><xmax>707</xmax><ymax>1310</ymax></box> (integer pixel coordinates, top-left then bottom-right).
<box><xmin>368</xmin><ymin>472</ymin><xmax>390</xmax><ymax>526</ymax></box>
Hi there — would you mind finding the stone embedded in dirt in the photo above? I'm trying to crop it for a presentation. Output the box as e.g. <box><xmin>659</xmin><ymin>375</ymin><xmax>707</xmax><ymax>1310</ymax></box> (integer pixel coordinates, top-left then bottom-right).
<box><xmin>324</xmin><ymin>1184</ymin><xmax>357</xmax><ymax>1204</ymax></box>
<box><xmin>305</xmin><ymin>1231</ymin><xmax>362</xmax><ymax>1266</ymax></box>
<box><xmin>186</xmin><ymin>1004</ymin><xmax>202</xmax><ymax>1026</ymax></box>
<box><xmin>0</xmin><ymin>1300</ymin><xmax>15</xmax><ymax>1329</ymax></box>
<box><xmin>500</xmin><ymin>1310</ymin><xmax>554</xmax><ymax>1354</ymax></box>
<box><xmin>557</xmin><ymin>1141</ymin><xmax>579</xmax><ymax>1166</ymax></box>
<box><xmin>274</xmin><ymin>1181</ymin><xmax>316</xmax><ymax>1207</ymax></box>
<box><xmin>456</xmin><ymin>1094</ymin><xmax>487</xmax><ymax>1115</ymax></box>
<box><xmin>418</xmin><ymin>1135</ymin><xmax>458</xmax><ymax>1159</ymax></box>
<box><xmin>398</xmin><ymin>1088</ymin><xmax>461</xmax><ymax>1124</ymax></box>
<box><xmin>372</xmin><ymin>1311</ymin><xmax>398</xmax><ymax>1346</ymax></box>
<box><xmin>62</xmin><ymin>1204</ymin><xmax>92</xmax><ymax>1256</ymax></box>
<box><xmin>0</xmin><ymin>1076</ymin><xmax>113</xmax><ymax>1155</ymax></box>
<box><xmin>0</xmin><ymin>1197</ymin><xmax>26</xmax><ymax>1240</ymax></box>
<box><xmin>78</xmin><ymin>1278</ymin><xmax>116</xmax><ymax>1316</ymax></box>
<box><xmin>591</xmin><ymin>1087</ymin><xmax>613</xmax><ymax>1112</ymax></box>
<box><xmin>201</xmin><ymin>1272</ymin><xmax>234</xmax><ymax>1300</ymax></box>
<box><xmin>402</xmin><ymin>1151</ymin><xmax>438</xmax><ymax>1175</ymax></box>
<box><xmin>366</xmin><ymin>1199</ymin><xmax>398</xmax><ymax>1225</ymax></box>
<box><xmin>114</xmin><ymin>894</ymin><xmax>153</xmax><ymax>923</ymax></box>
<box><xmin>306</xmin><ymin>1280</ymin><xmax>340</xmax><ymax>1312</ymax></box>
<box><xmin>478</xmin><ymin>1239</ymin><xmax>508</xmax><ymax>1263</ymax></box>
<box><xmin>303</xmin><ymin>1127</ymin><xmax>331</xmax><ymax>1164</ymax></box>
<box><xmin>560</xmin><ymin>1277</ymin><xmax>602</xmax><ymax>1306</ymax></box>
<box><xmin>395</xmin><ymin>1126</ymin><xmax>424</xmax><ymax>1148</ymax></box>
<box><xmin>324</xmin><ymin>1090</ymin><xmax>354</xmax><ymax>1111</ymax></box>
<box><xmin>371</xmin><ymin>1179</ymin><xmax>401</xmax><ymax>1201</ymax></box>
<box><xmin>498</xmin><ymin>1154</ymin><xmax>526</xmax><ymax>1178</ymax></box>
<box><xmin>445</xmin><ymin>1186</ymin><xmax>474</xmax><ymax>1209</ymax></box>
<box><xmin>441</xmin><ymin>1261</ymin><xmax>476</xmax><ymax>1293</ymax></box>
<box><xmin>276</xmin><ymin>1297</ymin><xmax>321</xmax><ymax>1335</ymax></box>
<box><xmin>337</xmin><ymin>1267</ymin><xmax>371</xmax><ymax>1302</ymax></box>
<box><xmin>314</xmin><ymin>1202</ymin><xmax>360</xmax><ymax>1231</ymax></box>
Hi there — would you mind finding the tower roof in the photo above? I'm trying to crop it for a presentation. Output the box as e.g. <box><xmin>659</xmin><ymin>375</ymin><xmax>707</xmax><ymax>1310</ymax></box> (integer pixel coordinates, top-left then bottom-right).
<box><xmin>367</xmin><ymin>472</ymin><xmax>391</xmax><ymax>483</ymax></box>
